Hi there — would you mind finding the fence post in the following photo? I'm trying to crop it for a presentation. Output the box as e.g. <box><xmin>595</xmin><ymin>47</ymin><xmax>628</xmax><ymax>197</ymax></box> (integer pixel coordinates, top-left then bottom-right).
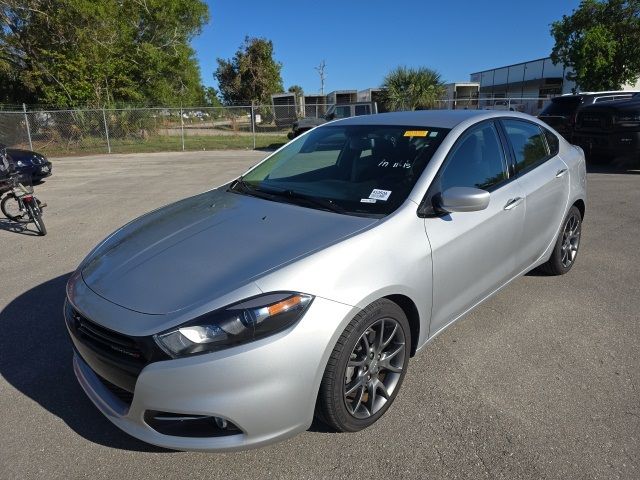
<box><xmin>180</xmin><ymin>106</ymin><xmax>185</xmax><ymax>151</ymax></box>
<box><xmin>102</xmin><ymin>108</ymin><xmax>111</xmax><ymax>154</ymax></box>
<box><xmin>251</xmin><ymin>102</ymin><xmax>256</xmax><ymax>150</ymax></box>
<box><xmin>22</xmin><ymin>103</ymin><xmax>33</xmax><ymax>150</ymax></box>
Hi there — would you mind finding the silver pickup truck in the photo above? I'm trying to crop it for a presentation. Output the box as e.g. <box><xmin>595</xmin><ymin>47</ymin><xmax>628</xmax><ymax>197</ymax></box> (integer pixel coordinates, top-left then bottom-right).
<box><xmin>287</xmin><ymin>102</ymin><xmax>378</xmax><ymax>139</ymax></box>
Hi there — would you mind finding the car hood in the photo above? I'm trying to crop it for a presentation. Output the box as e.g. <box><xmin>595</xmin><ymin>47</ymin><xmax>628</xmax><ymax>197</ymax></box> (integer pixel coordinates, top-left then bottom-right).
<box><xmin>6</xmin><ymin>148</ymin><xmax>43</xmax><ymax>162</ymax></box>
<box><xmin>81</xmin><ymin>187</ymin><xmax>377</xmax><ymax>314</ymax></box>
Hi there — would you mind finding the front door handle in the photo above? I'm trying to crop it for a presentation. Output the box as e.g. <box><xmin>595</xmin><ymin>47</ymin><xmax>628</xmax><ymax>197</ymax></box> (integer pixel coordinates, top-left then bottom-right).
<box><xmin>556</xmin><ymin>168</ymin><xmax>568</xmax><ymax>178</ymax></box>
<box><xmin>504</xmin><ymin>197</ymin><xmax>524</xmax><ymax>210</ymax></box>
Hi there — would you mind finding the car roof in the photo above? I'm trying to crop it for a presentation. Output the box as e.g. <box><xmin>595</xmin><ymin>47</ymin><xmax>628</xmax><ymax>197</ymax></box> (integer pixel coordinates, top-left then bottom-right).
<box><xmin>562</xmin><ymin>90</ymin><xmax>636</xmax><ymax>95</ymax></box>
<box><xmin>329</xmin><ymin>109</ymin><xmax>503</xmax><ymax>129</ymax></box>
<box><xmin>558</xmin><ymin>91</ymin><xmax>639</xmax><ymax>99</ymax></box>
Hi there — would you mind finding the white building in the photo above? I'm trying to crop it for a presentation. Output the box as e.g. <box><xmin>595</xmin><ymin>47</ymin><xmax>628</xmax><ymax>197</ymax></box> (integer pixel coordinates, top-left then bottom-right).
<box><xmin>470</xmin><ymin>56</ymin><xmax>640</xmax><ymax>98</ymax></box>
<box><xmin>470</xmin><ymin>57</ymin><xmax>574</xmax><ymax>98</ymax></box>
<box><xmin>443</xmin><ymin>82</ymin><xmax>480</xmax><ymax>109</ymax></box>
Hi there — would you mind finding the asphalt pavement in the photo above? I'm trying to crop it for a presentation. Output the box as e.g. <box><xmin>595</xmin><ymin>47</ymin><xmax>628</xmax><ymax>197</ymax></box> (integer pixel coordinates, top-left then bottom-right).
<box><xmin>0</xmin><ymin>151</ymin><xmax>638</xmax><ymax>479</ymax></box>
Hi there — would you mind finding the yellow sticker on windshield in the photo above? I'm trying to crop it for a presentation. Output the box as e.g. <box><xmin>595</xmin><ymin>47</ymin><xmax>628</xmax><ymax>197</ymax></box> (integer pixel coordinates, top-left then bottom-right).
<box><xmin>403</xmin><ymin>130</ymin><xmax>428</xmax><ymax>137</ymax></box>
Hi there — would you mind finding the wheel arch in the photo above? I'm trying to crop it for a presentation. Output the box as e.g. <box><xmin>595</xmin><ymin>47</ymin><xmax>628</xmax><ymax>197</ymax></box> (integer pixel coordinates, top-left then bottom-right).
<box><xmin>383</xmin><ymin>294</ymin><xmax>420</xmax><ymax>357</ymax></box>
<box><xmin>573</xmin><ymin>198</ymin><xmax>585</xmax><ymax>220</ymax></box>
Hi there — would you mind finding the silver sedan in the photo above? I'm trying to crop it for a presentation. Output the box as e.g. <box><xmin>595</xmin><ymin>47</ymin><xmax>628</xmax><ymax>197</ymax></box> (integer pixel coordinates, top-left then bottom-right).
<box><xmin>65</xmin><ymin>110</ymin><xmax>586</xmax><ymax>451</ymax></box>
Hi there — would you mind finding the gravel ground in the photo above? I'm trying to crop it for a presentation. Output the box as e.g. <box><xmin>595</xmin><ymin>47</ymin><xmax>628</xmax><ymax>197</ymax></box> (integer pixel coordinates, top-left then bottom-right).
<box><xmin>0</xmin><ymin>151</ymin><xmax>638</xmax><ymax>479</ymax></box>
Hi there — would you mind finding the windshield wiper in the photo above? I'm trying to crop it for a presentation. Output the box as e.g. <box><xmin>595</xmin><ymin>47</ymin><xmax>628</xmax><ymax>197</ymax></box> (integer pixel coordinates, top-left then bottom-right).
<box><xmin>230</xmin><ymin>176</ymin><xmax>254</xmax><ymax>193</ymax></box>
<box><xmin>265</xmin><ymin>188</ymin><xmax>346</xmax><ymax>214</ymax></box>
<box><xmin>230</xmin><ymin>179</ymin><xmax>345</xmax><ymax>214</ymax></box>
<box><xmin>230</xmin><ymin>176</ymin><xmax>274</xmax><ymax>198</ymax></box>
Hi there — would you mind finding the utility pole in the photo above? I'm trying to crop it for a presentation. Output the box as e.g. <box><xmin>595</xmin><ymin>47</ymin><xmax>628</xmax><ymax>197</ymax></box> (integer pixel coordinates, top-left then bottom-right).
<box><xmin>315</xmin><ymin>60</ymin><xmax>326</xmax><ymax>95</ymax></box>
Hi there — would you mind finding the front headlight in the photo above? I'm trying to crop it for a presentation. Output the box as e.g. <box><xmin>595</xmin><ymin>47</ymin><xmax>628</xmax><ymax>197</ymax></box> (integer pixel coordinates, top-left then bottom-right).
<box><xmin>16</xmin><ymin>160</ymin><xmax>26</xmax><ymax>167</ymax></box>
<box><xmin>154</xmin><ymin>293</ymin><xmax>313</xmax><ymax>358</ymax></box>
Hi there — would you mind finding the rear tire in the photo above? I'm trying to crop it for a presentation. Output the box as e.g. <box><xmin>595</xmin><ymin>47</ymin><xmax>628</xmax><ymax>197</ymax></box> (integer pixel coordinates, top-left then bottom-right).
<box><xmin>539</xmin><ymin>205</ymin><xmax>581</xmax><ymax>275</ymax></box>
<box><xmin>1</xmin><ymin>193</ymin><xmax>29</xmax><ymax>223</ymax></box>
<box><xmin>316</xmin><ymin>299</ymin><xmax>411</xmax><ymax>432</ymax></box>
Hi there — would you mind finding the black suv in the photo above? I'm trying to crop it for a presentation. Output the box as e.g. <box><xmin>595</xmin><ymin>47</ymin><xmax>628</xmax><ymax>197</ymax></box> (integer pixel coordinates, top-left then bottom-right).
<box><xmin>538</xmin><ymin>91</ymin><xmax>637</xmax><ymax>141</ymax></box>
<box><xmin>573</xmin><ymin>93</ymin><xmax>640</xmax><ymax>163</ymax></box>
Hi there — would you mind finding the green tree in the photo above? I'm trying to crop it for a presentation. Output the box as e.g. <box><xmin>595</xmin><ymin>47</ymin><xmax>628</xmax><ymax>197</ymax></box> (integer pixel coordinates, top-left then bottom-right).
<box><xmin>215</xmin><ymin>37</ymin><xmax>284</xmax><ymax>105</ymax></box>
<box><xmin>0</xmin><ymin>0</ymin><xmax>209</xmax><ymax>107</ymax></box>
<box><xmin>288</xmin><ymin>85</ymin><xmax>304</xmax><ymax>97</ymax></box>
<box><xmin>203</xmin><ymin>87</ymin><xmax>223</xmax><ymax>108</ymax></box>
<box><xmin>380</xmin><ymin>66</ymin><xmax>446</xmax><ymax>111</ymax></box>
<box><xmin>550</xmin><ymin>0</ymin><xmax>640</xmax><ymax>92</ymax></box>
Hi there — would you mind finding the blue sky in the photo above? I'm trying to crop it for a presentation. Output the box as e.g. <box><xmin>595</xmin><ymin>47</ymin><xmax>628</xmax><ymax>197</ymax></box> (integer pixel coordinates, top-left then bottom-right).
<box><xmin>192</xmin><ymin>0</ymin><xmax>582</xmax><ymax>94</ymax></box>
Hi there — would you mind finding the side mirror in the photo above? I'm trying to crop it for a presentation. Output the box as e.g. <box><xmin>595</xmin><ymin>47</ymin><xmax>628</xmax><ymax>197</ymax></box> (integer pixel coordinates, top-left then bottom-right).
<box><xmin>325</xmin><ymin>112</ymin><xmax>335</xmax><ymax>121</ymax></box>
<box><xmin>438</xmin><ymin>187</ymin><xmax>490</xmax><ymax>213</ymax></box>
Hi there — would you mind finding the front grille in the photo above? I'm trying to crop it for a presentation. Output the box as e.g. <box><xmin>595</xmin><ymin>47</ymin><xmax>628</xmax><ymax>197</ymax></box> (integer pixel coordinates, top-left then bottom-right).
<box><xmin>581</xmin><ymin>115</ymin><xmax>604</xmax><ymax>128</ymax></box>
<box><xmin>577</xmin><ymin>112</ymin><xmax>612</xmax><ymax>130</ymax></box>
<box><xmin>574</xmin><ymin>134</ymin><xmax>610</xmax><ymax>148</ymax></box>
<box><xmin>72</xmin><ymin>311</ymin><xmax>145</xmax><ymax>363</ymax></box>
<box><xmin>98</xmin><ymin>373</ymin><xmax>134</xmax><ymax>406</ymax></box>
<box><xmin>65</xmin><ymin>301</ymin><xmax>171</xmax><ymax>395</ymax></box>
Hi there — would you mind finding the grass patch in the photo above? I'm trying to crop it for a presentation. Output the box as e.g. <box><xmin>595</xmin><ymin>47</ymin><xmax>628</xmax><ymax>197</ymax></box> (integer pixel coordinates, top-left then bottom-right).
<box><xmin>32</xmin><ymin>134</ymin><xmax>288</xmax><ymax>158</ymax></box>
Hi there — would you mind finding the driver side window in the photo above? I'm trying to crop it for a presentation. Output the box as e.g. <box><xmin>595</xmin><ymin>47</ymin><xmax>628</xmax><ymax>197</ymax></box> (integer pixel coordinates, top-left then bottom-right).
<box><xmin>440</xmin><ymin>122</ymin><xmax>508</xmax><ymax>192</ymax></box>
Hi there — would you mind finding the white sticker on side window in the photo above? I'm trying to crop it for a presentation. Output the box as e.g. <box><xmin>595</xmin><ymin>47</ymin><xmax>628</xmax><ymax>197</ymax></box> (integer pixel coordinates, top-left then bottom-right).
<box><xmin>360</xmin><ymin>198</ymin><xmax>377</xmax><ymax>203</ymax></box>
<box><xmin>369</xmin><ymin>189</ymin><xmax>392</xmax><ymax>201</ymax></box>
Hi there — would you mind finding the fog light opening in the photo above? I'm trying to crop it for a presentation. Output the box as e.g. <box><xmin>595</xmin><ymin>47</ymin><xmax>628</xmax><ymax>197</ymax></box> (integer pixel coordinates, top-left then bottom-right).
<box><xmin>214</xmin><ymin>417</ymin><xmax>228</xmax><ymax>429</ymax></box>
<box><xmin>144</xmin><ymin>410</ymin><xmax>241</xmax><ymax>438</ymax></box>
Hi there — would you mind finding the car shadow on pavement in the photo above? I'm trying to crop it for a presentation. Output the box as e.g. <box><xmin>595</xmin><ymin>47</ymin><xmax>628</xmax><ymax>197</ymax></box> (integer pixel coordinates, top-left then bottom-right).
<box><xmin>0</xmin><ymin>273</ymin><xmax>170</xmax><ymax>452</ymax></box>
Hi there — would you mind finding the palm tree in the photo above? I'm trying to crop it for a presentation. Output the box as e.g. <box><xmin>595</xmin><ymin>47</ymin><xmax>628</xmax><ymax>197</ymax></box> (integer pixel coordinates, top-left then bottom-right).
<box><xmin>381</xmin><ymin>66</ymin><xmax>446</xmax><ymax>111</ymax></box>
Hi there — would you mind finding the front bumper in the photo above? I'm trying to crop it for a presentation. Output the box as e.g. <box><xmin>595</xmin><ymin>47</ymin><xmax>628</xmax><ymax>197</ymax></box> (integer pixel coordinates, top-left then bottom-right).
<box><xmin>69</xmin><ymin>296</ymin><xmax>357</xmax><ymax>451</ymax></box>
<box><xmin>18</xmin><ymin>163</ymin><xmax>52</xmax><ymax>179</ymax></box>
<box><xmin>33</xmin><ymin>163</ymin><xmax>52</xmax><ymax>179</ymax></box>
<box><xmin>572</xmin><ymin>131</ymin><xmax>640</xmax><ymax>158</ymax></box>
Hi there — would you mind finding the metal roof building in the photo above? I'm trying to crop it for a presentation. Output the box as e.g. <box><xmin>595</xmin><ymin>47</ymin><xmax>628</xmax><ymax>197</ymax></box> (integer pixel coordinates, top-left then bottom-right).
<box><xmin>470</xmin><ymin>57</ymin><xmax>575</xmax><ymax>98</ymax></box>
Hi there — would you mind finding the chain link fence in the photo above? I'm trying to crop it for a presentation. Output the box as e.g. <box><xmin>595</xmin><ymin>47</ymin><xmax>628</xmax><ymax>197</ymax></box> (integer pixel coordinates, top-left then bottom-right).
<box><xmin>434</xmin><ymin>96</ymin><xmax>552</xmax><ymax>115</ymax></box>
<box><xmin>0</xmin><ymin>105</ymin><xmax>313</xmax><ymax>156</ymax></box>
<box><xmin>0</xmin><ymin>98</ymin><xmax>553</xmax><ymax>157</ymax></box>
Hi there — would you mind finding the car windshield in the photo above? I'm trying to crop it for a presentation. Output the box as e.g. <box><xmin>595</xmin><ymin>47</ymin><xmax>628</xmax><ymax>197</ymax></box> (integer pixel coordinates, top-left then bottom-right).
<box><xmin>232</xmin><ymin>125</ymin><xmax>449</xmax><ymax>216</ymax></box>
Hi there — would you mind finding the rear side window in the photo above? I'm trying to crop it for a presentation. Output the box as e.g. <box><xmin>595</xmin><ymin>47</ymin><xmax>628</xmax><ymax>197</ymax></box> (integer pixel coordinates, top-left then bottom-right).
<box><xmin>502</xmin><ymin>119</ymin><xmax>550</xmax><ymax>173</ymax></box>
<box><xmin>440</xmin><ymin>122</ymin><xmax>508</xmax><ymax>191</ymax></box>
<box><xmin>543</xmin><ymin>128</ymin><xmax>560</xmax><ymax>156</ymax></box>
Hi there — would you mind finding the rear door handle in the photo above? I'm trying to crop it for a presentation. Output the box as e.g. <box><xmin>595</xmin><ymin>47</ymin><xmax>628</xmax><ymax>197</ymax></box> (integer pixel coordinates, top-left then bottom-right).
<box><xmin>504</xmin><ymin>197</ymin><xmax>524</xmax><ymax>210</ymax></box>
<box><xmin>556</xmin><ymin>168</ymin><xmax>568</xmax><ymax>178</ymax></box>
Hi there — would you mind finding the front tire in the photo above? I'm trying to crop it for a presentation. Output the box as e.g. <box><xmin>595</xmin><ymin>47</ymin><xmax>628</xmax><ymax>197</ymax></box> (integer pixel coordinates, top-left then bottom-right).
<box><xmin>539</xmin><ymin>205</ymin><xmax>582</xmax><ymax>275</ymax></box>
<box><xmin>316</xmin><ymin>299</ymin><xmax>411</xmax><ymax>432</ymax></box>
<box><xmin>26</xmin><ymin>202</ymin><xmax>47</xmax><ymax>236</ymax></box>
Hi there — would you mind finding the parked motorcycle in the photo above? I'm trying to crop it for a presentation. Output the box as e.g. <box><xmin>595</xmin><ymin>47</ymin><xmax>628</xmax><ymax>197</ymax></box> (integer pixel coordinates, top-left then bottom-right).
<box><xmin>0</xmin><ymin>148</ymin><xmax>47</xmax><ymax>236</ymax></box>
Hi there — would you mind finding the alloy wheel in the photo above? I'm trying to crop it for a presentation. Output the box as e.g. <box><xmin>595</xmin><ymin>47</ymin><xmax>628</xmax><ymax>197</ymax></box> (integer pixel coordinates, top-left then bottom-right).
<box><xmin>343</xmin><ymin>318</ymin><xmax>406</xmax><ymax>419</ymax></box>
<box><xmin>561</xmin><ymin>213</ymin><xmax>581</xmax><ymax>268</ymax></box>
